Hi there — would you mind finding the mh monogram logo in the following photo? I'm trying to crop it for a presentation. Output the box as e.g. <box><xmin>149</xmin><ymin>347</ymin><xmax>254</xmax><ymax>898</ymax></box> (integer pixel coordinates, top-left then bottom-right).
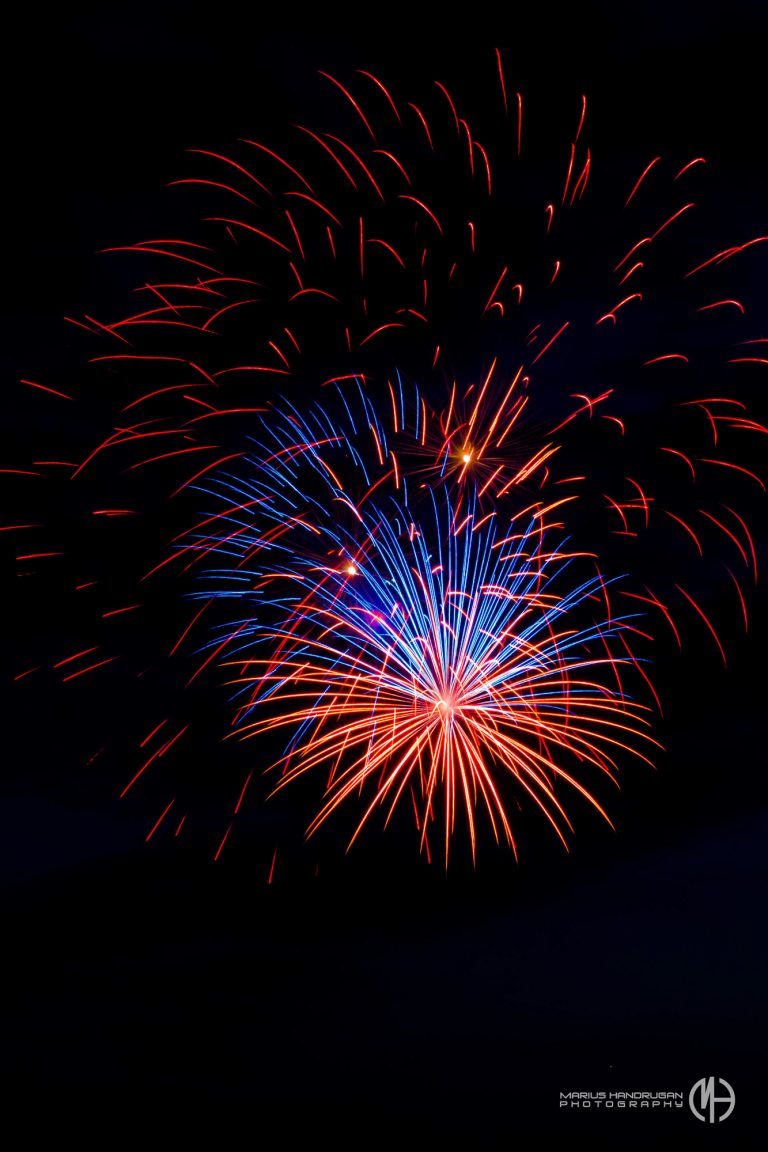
<box><xmin>689</xmin><ymin>1077</ymin><xmax>735</xmax><ymax>1123</ymax></box>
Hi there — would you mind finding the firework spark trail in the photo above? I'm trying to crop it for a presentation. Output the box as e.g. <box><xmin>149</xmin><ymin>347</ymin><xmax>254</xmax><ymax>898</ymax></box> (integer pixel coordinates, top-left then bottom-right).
<box><xmin>51</xmin><ymin>59</ymin><xmax>766</xmax><ymax>640</ymax></box>
<box><xmin>9</xmin><ymin>51</ymin><xmax>767</xmax><ymax>863</ymax></box>
<box><xmin>220</xmin><ymin>498</ymin><xmax>657</xmax><ymax>863</ymax></box>
<box><xmin>174</xmin><ymin>381</ymin><xmax>660</xmax><ymax>859</ymax></box>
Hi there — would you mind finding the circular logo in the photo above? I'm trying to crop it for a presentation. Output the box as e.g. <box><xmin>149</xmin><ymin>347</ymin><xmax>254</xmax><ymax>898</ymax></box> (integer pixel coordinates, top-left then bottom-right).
<box><xmin>689</xmin><ymin>1077</ymin><xmax>735</xmax><ymax>1123</ymax></box>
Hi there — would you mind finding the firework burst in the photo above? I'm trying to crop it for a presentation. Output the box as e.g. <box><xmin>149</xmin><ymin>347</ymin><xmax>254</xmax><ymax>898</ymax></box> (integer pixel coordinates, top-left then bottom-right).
<box><xmin>226</xmin><ymin>500</ymin><xmax>656</xmax><ymax>864</ymax></box>
<box><xmin>9</xmin><ymin>50</ymin><xmax>767</xmax><ymax>867</ymax></box>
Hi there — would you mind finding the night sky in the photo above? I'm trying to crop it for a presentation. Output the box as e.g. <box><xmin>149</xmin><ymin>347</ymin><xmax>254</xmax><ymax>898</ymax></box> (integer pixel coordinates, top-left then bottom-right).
<box><xmin>3</xmin><ymin>3</ymin><xmax>767</xmax><ymax>1144</ymax></box>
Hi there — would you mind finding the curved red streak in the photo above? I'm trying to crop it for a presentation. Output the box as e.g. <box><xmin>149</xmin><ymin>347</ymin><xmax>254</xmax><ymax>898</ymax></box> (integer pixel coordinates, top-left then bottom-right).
<box><xmin>289</xmin><ymin>262</ymin><xmax>303</xmax><ymax>290</ymax></box>
<box><xmin>574</xmin><ymin>94</ymin><xmax>587</xmax><ymax>144</ymax></box>
<box><xmin>239</xmin><ymin>138</ymin><xmax>313</xmax><ymax>191</ymax></box>
<box><xmin>720</xmin><ymin>505</ymin><xmax>758</xmax><ymax>579</ymax></box>
<box><xmin>686</xmin><ymin>236</ymin><xmax>768</xmax><ymax>277</ymax></box>
<box><xmin>130</xmin><ymin>238</ymin><xmax>214</xmax><ymax>250</ymax></box>
<box><xmin>612</xmin><ymin>293</ymin><xmax>642</xmax><ymax>314</ymax></box>
<box><xmin>699</xmin><ymin>458</ymin><xmax>765</xmax><ymax>490</ymax></box>
<box><xmin>372</xmin><ymin>149</ymin><xmax>411</xmax><ymax>185</ymax></box>
<box><xmin>357</xmin><ymin>70</ymin><xmax>401</xmax><ymax>122</ymax></box>
<box><xmin>64</xmin><ymin>316</ymin><xmax>104</xmax><ymax>335</ymax></box>
<box><xmin>367</xmin><ymin>238</ymin><xmax>406</xmax><ymax>268</ymax></box>
<box><xmin>205</xmin><ymin>217</ymin><xmax>291</xmax><ymax>252</ymax></box>
<box><xmin>167</xmin><ymin>178</ymin><xmax>256</xmax><ymax>205</ymax></box>
<box><xmin>121</xmin><ymin>383</ymin><xmax>208</xmax><ymax>413</ymax></box>
<box><xmin>675</xmin><ymin>585</ymin><xmax>727</xmax><ymax>666</ymax></box>
<box><xmin>20</xmin><ymin>379</ymin><xmax>73</xmax><ymax>401</ymax></box>
<box><xmin>622</xmin><ymin>590</ymin><xmax>682</xmax><ymax>649</ymax></box>
<box><xmin>625</xmin><ymin>476</ymin><xmax>651</xmax><ymax>526</ymax></box>
<box><xmin>125</xmin><ymin>444</ymin><xmax>218</xmax><ymax>472</ymax></box>
<box><xmin>680</xmin><ymin>396</ymin><xmax>745</xmax><ymax>407</ymax></box>
<box><xmin>659</xmin><ymin>447</ymin><xmax>696</xmax><ymax>481</ymax></box>
<box><xmin>484</xmin><ymin>267</ymin><xmax>508</xmax><ymax>313</ymax></box>
<box><xmin>62</xmin><ymin>657</ymin><xmax>116</xmax><ymax>683</ymax></box>
<box><xmin>614</xmin><ymin>237</ymin><xmax>651</xmax><ymax>271</ymax></box>
<box><xmin>434</xmin><ymin>81</ymin><xmax>460</xmax><ymax>135</ymax></box>
<box><xmin>664</xmin><ymin>511</ymin><xmax>703</xmax><ymax>555</ymax></box>
<box><xmin>624</xmin><ymin>157</ymin><xmax>660</xmax><ymax>207</ymax></box>
<box><xmin>399</xmin><ymin>195</ymin><xmax>443</xmax><ymax>235</ymax></box>
<box><xmin>234</xmin><ymin>771</ymin><xmax>254</xmax><ymax>814</ymax></box>
<box><xmin>213</xmin><ymin>365</ymin><xmax>291</xmax><ymax>376</ymax></box>
<box><xmin>82</xmin><ymin>313</ymin><xmax>132</xmax><ymax>345</ymax></box>
<box><xmin>495</xmin><ymin>48</ymin><xmax>507</xmax><ymax>113</ymax></box>
<box><xmin>212</xmin><ymin>822</ymin><xmax>233</xmax><ymax>861</ymax></box>
<box><xmin>145</xmin><ymin>799</ymin><xmax>175</xmax><ymax>842</ymax></box>
<box><xmin>101</xmin><ymin>245</ymin><xmax>222</xmax><ymax>274</ymax></box>
<box><xmin>284</xmin><ymin>210</ymin><xmax>305</xmax><ymax>262</ymax></box>
<box><xmin>698</xmin><ymin>509</ymin><xmax>749</xmax><ymax>567</ymax></box>
<box><xmin>319</xmin><ymin>70</ymin><xmax>376</xmax><ymax>139</ymax></box>
<box><xmin>618</xmin><ymin>633</ymin><xmax>663</xmax><ymax>715</ymax></box>
<box><xmin>114</xmin><ymin>319</ymin><xmax>206</xmax><ymax>333</ymax></box>
<box><xmin>724</xmin><ymin>566</ymin><xmax>749</xmax><ymax>631</ymax></box>
<box><xmin>603</xmin><ymin>495</ymin><xmax>628</xmax><ymax>532</ymax></box>
<box><xmin>323</xmin><ymin>132</ymin><xmax>385</xmax><ymax>200</ymax></box>
<box><xmin>652</xmin><ymin>203</ymin><xmax>694</xmax><ymax>240</ymax></box>
<box><xmin>562</xmin><ymin>143</ymin><xmax>575</xmax><ymax>205</ymax></box>
<box><xmin>202</xmin><ymin>298</ymin><xmax>259</xmax><ymax>332</ymax></box>
<box><xmin>726</xmin><ymin>419</ymin><xmax>768</xmax><ymax>437</ymax></box>
<box><xmin>675</xmin><ymin>157</ymin><xmax>706</xmax><ymax>180</ymax></box>
<box><xmin>140</xmin><ymin>719</ymin><xmax>168</xmax><ymax>749</ymax></box>
<box><xmin>187</xmin><ymin>148</ymin><xmax>271</xmax><ymax>193</ymax></box>
<box><xmin>184</xmin><ymin>408</ymin><xmax>268</xmax><ymax>425</ymax></box>
<box><xmin>570</xmin><ymin>150</ymin><xmax>591</xmax><ymax>205</ymax></box>
<box><xmin>72</xmin><ymin>425</ymin><xmax>177</xmax><ymax>478</ymax></box>
<box><xmin>695</xmin><ymin>299</ymin><xmax>744</xmax><ymax>314</ymax></box>
<box><xmin>617</xmin><ymin>261</ymin><xmax>644</xmax><ymax>286</ymax></box>
<box><xmin>359</xmin><ymin>323</ymin><xmax>407</xmax><ymax>347</ymax></box>
<box><xmin>53</xmin><ymin>646</ymin><xmax>100</xmax><ymax>669</ymax></box>
<box><xmin>169</xmin><ymin>600</ymin><xmax>213</xmax><ymax>657</ymax></box>
<box><xmin>289</xmin><ymin>288</ymin><xmax>339</xmax><ymax>304</ymax></box>
<box><xmin>459</xmin><ymin>119</ymin><xmax>475</xmax><ymax>176</ymax></box>
<box><xmin>408</xmin><ymin>103</ymin><xmax>434</xmax><ymax>150</ymax></box>
<box><xmin>531</xmin><ymin>321</ymin><xmax>569</xmax><ymax>365</ymax></box>
<box><xmin>284</xmin><ymin>191</ymin><xmax>342</xmax><ymax>225</ymax></box>
<box><xmin>296</xmin><ymin>126</ymin><xmax>358</xmax><ymax>188</ymax></box>
<box><xmin>474</xmin><ymin>142</ymin><xmax>493</xmax><ymax>195</ymax></box>
<box><xmin>110</xmin><ymin>303</ymin><xmax>205</xmax><ymax>327</ymax></box>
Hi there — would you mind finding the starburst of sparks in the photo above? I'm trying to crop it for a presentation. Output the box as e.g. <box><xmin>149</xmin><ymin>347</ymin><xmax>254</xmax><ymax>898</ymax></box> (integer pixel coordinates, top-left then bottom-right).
<box><xmin>8</xmin><ymin>50</ymin><xmax>767</xmax><ymax>867</ymax></box>
<box><xmin>207</xmin><ymin>492</ymin><xmax>657</xmax><ymax>863</ymax></box>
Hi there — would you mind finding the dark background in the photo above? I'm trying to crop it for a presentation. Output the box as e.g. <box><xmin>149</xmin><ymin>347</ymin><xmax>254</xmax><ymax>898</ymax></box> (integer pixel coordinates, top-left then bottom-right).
<box><xmin>2</xmin><ymin>2</ymin><xmax>767</xmax><ymax>1144</ymax></box>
